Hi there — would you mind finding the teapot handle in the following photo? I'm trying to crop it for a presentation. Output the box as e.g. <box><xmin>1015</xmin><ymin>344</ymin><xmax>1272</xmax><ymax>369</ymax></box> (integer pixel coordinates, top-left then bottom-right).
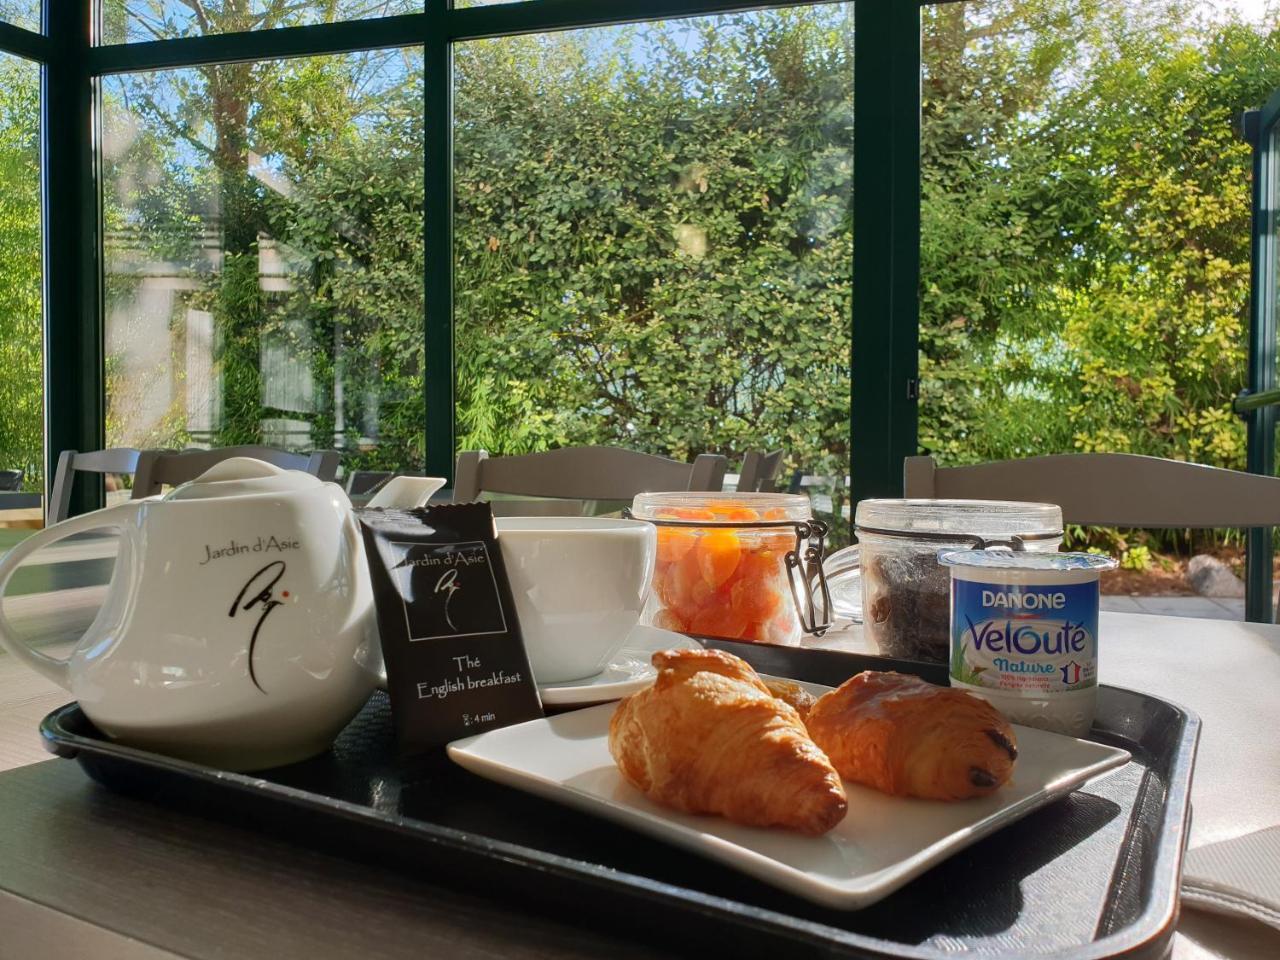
<box><xmin>0</xmin><ymin>501</ymin><xmax>145</xmax><ymax>690</ymax></box>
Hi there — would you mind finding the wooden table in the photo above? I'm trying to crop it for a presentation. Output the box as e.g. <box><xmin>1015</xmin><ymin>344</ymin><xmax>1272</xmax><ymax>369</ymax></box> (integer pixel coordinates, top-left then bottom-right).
<box><xmin>0</xmin><ymin>605</ymin><xmax>1277</xmax><ymax>959</ymax></box>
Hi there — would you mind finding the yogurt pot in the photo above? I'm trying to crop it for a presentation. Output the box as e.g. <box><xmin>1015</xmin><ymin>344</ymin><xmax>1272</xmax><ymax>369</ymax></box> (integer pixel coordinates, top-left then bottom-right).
<box><xmin>938</xmin><ymin>550</ymin><xmax>1118</xmax><ymax>738</ymax></box>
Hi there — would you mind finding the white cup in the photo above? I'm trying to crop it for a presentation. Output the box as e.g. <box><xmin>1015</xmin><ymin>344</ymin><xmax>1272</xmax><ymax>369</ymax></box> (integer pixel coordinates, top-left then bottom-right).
<box><xmin>495</xmin><ymin>517</ymin><xmax>656</xmax><ymax>684</ymax></box>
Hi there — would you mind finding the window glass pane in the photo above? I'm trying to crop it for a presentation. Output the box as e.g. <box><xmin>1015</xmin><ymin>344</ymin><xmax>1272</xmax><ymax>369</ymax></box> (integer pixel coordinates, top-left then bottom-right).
<box><xmin>919</xmin><ymin>0</ymin><xmax>1279</xmax><ymax>585</ymax></box>
<box><xmin>101</xmin><ymin>1</ymin><xmax>422</xmax><ymax>45</ymax></box>
<box><xmin>0</xmin><ymin>53</ymin><xmax>43</xmax><ymax>520</ymax></box>
<box><xmin>103</xmin><ymin>49</ymin><xmax>425</xmax><ymax>473</ymax></box>
<box><xmin>454</xmin><ymin>6</ymin><xmax>854</xmax><ymax>527</ymax></box>
<box><xmin>919</xmin><ymin>0</ymin><xmax>1276</xmax><ymax>470</ymax></box>
<box><xmin>0</xmin><ymin>1</ymin><xmax>39</xmax><ymax>33</ymax></box>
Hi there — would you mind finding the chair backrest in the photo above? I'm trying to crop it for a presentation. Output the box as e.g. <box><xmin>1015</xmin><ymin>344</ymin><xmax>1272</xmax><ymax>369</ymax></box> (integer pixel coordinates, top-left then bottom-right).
<box><xmin>737</xmin><ymin>450</ymin><xmax>785</xmax><ymax>493</ymax></box>
<box><xmin>134</xmin><ymin>446</ymin><xmax>340</xmax><ymax>496</ymax></box>
<box><xmin>48</xmin><ymin>448</ymin><xmax>146</xmax><ymax>524</ymax></box>
<box><xmin>0</xmin><ymin>469</ymin><xmax>22</xmax><ymax>492</ymax></box>
<box><xmin>486</xmin><ymin>497</ymin><xmax>591</xmax><ymax>517</ymax></box>
<box><xmin>454</xmin><ymin>447</ymin><xmax>728</xmax><ymax>502</ymax></box>
<box><xmin>904</xmin><ymin>454</ymin><xmax>1280</xmax><ymax>528</ymax></box>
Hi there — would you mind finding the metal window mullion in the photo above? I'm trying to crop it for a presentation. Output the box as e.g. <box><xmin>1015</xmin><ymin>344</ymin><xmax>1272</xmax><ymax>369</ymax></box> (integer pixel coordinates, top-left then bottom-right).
<box><xmin>87</xmin><ymin>13</ymin><xmax>429</xmax><ymax>75</ymax></box>
<box><xmin>445</xmin><ymin>0</ymin><xmax>847</xmax><ymax>41</ymax></box>
<box><xmin>0</xmin><ymin>19</ymin><xmax>51</xmax><ymax>61</ymax></box>
<box><xmin>84</xmin><ymin>0</ymin><xmax>853</xmax><ymax>75</ymax></box>
<box><xmin>1245</xmin><ymin>94</ymin><xmax>1280</xmax><ymax>622</ymax></box>
<box><xmin>425</xmin><ymin>3</ymin><xmax>453</xmax><ymax>481</ymax></box>
<box><xmin>851</xmin><ymin>0</ymin><xmax>921</xmax><ymax>507</ymax></box>
<box><xmin>43</xmin><ymin>0</ymin><xmax>103</xmax><ymax>517</ymax></box>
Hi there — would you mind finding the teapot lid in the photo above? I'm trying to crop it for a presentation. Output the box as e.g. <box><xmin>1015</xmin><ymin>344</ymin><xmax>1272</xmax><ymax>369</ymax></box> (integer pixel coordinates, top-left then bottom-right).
<box><xmin>163</xmin><ymin>457</ymin><xmax>325</xmax><ymax>501</ymax></box>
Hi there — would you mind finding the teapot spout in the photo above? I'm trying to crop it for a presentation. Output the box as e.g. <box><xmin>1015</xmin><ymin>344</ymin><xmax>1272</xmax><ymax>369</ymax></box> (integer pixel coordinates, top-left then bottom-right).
<box><xmin>366</xmin><ymin>475</ymin><xmax>447</xmax><ymax>511</ymax></box>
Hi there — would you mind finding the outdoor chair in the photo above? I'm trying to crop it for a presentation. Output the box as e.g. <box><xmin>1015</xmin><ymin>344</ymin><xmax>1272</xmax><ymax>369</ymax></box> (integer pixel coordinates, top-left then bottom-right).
<box><xmin>0</xmin><ymin>470</ymin><xmax>22</xmax><ymax>492</ymax></box>
<box><xmin>454</xmin><ymin>447</ymin><xmax>728</xmax><ymax>515</ymax></box>
<box><xmin>134</xmin><ymin>446</ymin><xmax>340</xmax><ymax>496</ymax></box>
<box><xmin>737</xmin><ymin>450</ymin><xmax>785</xmax><ymax>493</ymax></box>
<box><xmin>903</xmin><ymin>453</ymin><xmax>1280</xmax><ymax>528</ymax></box>
<box><xmin>905</xmin><ymin>453</ymin><xmax>1280</xmax><ymax>620</ymax></box>
<box><xmin>48</xmin><ymin>448</ymin><xmax>148</xmax><ymax>524</ymax></box>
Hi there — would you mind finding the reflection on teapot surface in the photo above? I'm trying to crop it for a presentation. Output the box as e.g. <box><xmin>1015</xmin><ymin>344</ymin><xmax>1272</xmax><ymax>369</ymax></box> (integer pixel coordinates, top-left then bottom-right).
<box><xmin>0</xmin><ymin>458</ymin><xmax>445</xmax><ymax>771</ymax></box>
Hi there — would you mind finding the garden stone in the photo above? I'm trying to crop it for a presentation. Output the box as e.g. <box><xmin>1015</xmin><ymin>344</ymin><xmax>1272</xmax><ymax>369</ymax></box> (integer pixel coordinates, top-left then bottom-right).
<box><xmin>1186</xmin><ymin>555</ymin><xmax>1246</xmax><ymax>598</ymax></box>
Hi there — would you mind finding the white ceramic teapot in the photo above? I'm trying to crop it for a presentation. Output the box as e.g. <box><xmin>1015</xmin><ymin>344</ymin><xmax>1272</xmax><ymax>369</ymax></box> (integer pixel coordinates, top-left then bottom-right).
<box><xmin>0</xmin><ymin>458</ymin><xmax>443</xmax><ymax>770</ymax></box>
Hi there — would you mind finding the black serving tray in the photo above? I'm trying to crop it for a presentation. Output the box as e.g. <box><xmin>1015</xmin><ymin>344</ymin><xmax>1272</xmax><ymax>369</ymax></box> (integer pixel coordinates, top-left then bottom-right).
<box><xmin>40</xmin><ymin>641</ymin><xmax>1198</xmax><ymax>960</ymax></box>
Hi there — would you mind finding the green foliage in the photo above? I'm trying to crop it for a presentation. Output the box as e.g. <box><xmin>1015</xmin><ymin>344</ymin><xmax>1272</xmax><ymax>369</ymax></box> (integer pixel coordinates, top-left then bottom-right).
<box><xmin>453</xmin><ymin>10</ymin><xmax>854</xmax><ymax>493</ymax></box>
<box><xmin>918</xmin><ymin>0</ymin><xmax>1279</xmax><ymax>551</ymax></box>
<box><xmin>1120</xmin><ymin>545</ymin><xmax>1154</xmax><ymax>572</ymax></box>
<box><xmin>0</xmin><ymin>1</ymin><xmax>39</xmax><ymax>33</ymax></box>
<box><xmin>919</xmin><ymin>0</ymin><xmax>1280</xmax><ymax>481</ymax></box>
<box><xmin>0</xmin><ymin>56</ymin><xmax>42</xmax><ymax>487</ymax></box>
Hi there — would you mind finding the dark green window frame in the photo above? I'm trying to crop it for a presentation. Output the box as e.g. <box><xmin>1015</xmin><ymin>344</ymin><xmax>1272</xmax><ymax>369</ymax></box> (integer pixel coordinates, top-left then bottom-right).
<box><xmin>0</xmin><ymin>0</ymin><xmax>924</xmax><ymax>516</ymax></box>
<box><xmin>1241</xmin><ymin>87</ymin><xmax>1280</xmax><ymax>621</ymax></box>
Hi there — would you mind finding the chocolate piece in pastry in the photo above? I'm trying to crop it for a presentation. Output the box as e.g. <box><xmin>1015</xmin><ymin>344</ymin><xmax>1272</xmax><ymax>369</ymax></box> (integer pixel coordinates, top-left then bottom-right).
<box><xmin>806</xmin><ymin>671</ymin><xmax>1017</xmax><ymax>800</ymax></box>
<box><xmin>609</xmin><ymin>649</ymin><xmax>847</xmax><ymax>835</ymax></box>
<box><xmin>762</xmin><ymin>678</ymin><xmax>818</xmax><ymax>721</ymax></box>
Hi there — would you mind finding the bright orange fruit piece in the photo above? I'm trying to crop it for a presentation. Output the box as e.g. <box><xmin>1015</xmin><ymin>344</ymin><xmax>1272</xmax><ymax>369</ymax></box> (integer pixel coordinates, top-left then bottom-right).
<box><xmin>729</xmin><ymin>577</ymin><xmax>784</xmax><ymax>622</ymax></box>
<box><xmin>656</xmin><ymin>528</ymin><xmax>697</xmax><ymax>564</ymax></box>
<box><xmin>689</xmin><ymin>603</ymin><xmax>752</xmax><ymax>640</ymax></box>
<box><xmin>736</xmin><ymin>547</ymin><xmax>782</xmax><ymax>584</ymax></box>
<box><xmin>669</xmin><ymin>550</ymin><xmax>715</xmax><ymax>619</ymax></box>
<box><xmin>696</xmin><ymin>530</ymin><xmax>742</xmax><ymax>589</ymax></box>
<box><xmin>653</xmin><ymin>560</ymin><xmax>677</xmax><ymax>606</ymax></box>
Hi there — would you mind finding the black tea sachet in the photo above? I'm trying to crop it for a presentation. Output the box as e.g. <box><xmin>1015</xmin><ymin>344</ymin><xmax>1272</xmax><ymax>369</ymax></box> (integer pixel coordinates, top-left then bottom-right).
<box><xmin>360</xmin><ymin>502</ymin><xmax>543</xmax><ymax>757</ymax></box>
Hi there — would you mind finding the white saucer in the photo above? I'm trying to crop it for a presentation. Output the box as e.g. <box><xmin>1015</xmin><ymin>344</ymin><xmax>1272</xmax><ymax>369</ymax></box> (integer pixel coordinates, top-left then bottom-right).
<box><xmin>537</xmin><ymin>624</ymin><xmax>701</xmax><ymax>706</ymax></box>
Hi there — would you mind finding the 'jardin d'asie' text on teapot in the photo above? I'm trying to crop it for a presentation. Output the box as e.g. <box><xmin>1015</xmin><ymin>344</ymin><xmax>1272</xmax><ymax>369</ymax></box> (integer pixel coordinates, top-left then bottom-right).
<box><xmin>0</xmin><ymin>458</ymin><xmax>443</xmax><ymax>770</ymax></box>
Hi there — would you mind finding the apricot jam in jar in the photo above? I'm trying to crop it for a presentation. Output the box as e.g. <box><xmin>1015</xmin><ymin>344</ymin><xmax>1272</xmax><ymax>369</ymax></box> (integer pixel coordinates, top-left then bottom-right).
<box><xmin>629</xmin><ymin>492</ymin><xmax>830</xmax><ymax>646</ymax></box>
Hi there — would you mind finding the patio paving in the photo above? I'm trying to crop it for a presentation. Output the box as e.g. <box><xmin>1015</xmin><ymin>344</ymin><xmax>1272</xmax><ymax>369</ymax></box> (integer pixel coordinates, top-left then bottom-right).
<box><xmin>1101</xmin><ymin>595</ymin><xmax>1246</xmax><ymax>620</ymax></box>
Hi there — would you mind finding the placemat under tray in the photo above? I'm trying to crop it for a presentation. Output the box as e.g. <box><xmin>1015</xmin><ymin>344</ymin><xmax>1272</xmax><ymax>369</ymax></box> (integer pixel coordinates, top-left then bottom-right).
<box><xmin>40</xmin><ymin>642</ymin><xmax>1198</xmax><ymax>960</ymax></box>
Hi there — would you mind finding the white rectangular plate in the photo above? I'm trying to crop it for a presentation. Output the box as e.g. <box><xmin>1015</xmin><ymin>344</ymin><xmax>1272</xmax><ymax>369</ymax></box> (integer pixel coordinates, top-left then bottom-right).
<box><xmin>447</xmin><ymin>685</ymin><xmax>1130</xmax><ymax>910</ymax></box>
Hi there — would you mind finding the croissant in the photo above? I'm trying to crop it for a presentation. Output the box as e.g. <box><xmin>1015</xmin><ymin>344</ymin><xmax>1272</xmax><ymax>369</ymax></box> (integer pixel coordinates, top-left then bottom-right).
<box><xmin>609</xmin><ymin>649</ymin><xmax>848</xmax><ymax>835</ymax></box>
<box><xmin>806</xmin><ymin>671</ymin><xmax>1018</xmax><ymax>800</ymax></box>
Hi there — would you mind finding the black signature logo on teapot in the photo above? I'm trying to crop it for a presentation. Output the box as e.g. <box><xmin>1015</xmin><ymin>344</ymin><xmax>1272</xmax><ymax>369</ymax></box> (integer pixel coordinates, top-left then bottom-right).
<box><xmin>230</xmin><ymin>561</ymin><xmax>287</xmax><ymax>693</ymax></box>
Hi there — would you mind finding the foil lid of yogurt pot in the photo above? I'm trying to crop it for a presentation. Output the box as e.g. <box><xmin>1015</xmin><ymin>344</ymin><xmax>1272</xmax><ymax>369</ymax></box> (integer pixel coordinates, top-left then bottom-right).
<box><xmin>938</xmin><ymin>550</ymin><xmax>1118</xmax><ymax>571</ymax></box>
